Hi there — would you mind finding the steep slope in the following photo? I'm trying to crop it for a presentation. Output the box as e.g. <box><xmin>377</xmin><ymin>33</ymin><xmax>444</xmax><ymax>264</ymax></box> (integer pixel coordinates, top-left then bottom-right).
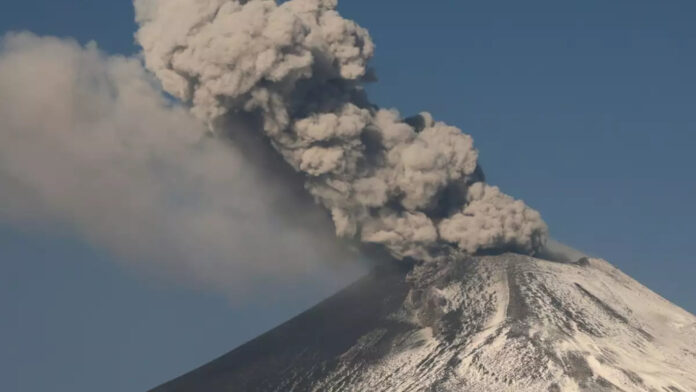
<box><xmin>151</xmin><ymin>254</ymin><xmax>696</xmax><ymax>392</ymax></box>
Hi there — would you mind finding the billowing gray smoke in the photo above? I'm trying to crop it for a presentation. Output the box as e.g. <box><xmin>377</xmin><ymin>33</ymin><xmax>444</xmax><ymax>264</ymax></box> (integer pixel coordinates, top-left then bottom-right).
<box><xmin>0</xmin><ymin>33</ymin><xmax>361</xmax><ymax>296</ymax></box>
<box><xmin>134</xmin><ymin>0</ymin><xmax>548</xmax><ymax>262</ymax></box>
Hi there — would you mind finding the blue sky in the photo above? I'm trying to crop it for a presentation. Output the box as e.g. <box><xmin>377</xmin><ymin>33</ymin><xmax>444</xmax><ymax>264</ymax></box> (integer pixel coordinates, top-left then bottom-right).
<box><xmin>1</xmin><ymin>1</ymin><xmax>695</xmax><ymax>391</ymax></box>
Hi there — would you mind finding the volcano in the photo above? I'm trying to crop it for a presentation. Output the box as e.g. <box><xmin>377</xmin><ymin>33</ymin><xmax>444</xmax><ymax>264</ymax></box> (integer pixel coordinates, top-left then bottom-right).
<box><xmin>150</xmin><ymin>254</ymin><xmax>696</xmax><ymax>392</ymax></box>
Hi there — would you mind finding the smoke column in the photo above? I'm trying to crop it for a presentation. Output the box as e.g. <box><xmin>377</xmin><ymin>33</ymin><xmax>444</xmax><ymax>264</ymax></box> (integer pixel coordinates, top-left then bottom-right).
<box><xmin>0</xmin><ymin>1</ymin><xmax>550</xmax><ymax>298</ymax></box>
<box><xmin>134</xmin><ymin>0</ymin><xmax>549</xmax><ymax>263</ymax></box>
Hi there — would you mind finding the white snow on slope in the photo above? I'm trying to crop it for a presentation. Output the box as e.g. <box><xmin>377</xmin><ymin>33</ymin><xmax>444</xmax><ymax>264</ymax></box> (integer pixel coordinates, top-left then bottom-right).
<box><xmin>308</xmin><ymin>254</ymin><xmax>696</xmax><ymax>392</ymax></box>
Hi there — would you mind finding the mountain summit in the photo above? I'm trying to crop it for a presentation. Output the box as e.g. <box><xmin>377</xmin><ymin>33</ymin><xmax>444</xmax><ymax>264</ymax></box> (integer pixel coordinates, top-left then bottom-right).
<box><xmin>151</xmin><ymin>254</ymin><xmax>696</xmax><ymax>392</ymax></box>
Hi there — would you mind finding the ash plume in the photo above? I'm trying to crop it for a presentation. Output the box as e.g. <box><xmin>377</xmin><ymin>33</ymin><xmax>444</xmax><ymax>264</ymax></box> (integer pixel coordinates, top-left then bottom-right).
<box><xmin>134</xmin><ymin>0</ymin><xmax>549</xmax><ymax>262</ymax></box>
<box><xmin>0</xmin><ymin>33</ymin><xmax>361</xmax><ymax>295</ymax></box>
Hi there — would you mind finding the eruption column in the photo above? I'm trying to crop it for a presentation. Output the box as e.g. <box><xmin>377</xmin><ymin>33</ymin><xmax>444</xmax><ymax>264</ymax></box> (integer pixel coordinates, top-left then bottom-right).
<box><xmin>134</xmin><ymin>0</ymin><xmax>548</xmax><ymax>262</ymax></box>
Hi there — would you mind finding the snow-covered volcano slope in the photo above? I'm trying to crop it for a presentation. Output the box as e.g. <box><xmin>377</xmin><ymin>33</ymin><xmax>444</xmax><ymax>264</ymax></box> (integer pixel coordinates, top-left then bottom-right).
<box><xmin>151</xmin><ymin>254</ymin><xmax>696</xmax><ymax>392</ymax></box>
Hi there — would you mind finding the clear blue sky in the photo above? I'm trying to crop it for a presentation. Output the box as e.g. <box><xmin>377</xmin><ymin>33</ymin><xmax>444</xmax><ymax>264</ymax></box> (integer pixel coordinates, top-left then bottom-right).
<box><xmin>1</xmin><ymin>1</ymin><xmax>694</xmax><ymax>391</ymax></box>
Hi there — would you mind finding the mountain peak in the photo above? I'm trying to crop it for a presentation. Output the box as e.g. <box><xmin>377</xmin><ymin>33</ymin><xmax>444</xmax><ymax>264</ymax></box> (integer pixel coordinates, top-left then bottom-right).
<box><xmin>152</xmin><ymin>254</ymin><xmax>696</xmax><ymax>392</ymax></box>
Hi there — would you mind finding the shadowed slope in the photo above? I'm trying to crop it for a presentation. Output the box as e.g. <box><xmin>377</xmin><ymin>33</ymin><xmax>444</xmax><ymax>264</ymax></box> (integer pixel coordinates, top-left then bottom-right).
<box><xmin>150</xmin><ymin>262</ymin><xmax>412</xmax><ymax>392</ymax></box>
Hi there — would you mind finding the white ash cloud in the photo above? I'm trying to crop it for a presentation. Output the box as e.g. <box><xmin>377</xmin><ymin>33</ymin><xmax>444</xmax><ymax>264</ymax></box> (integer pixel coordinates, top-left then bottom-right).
<box><xmin>0</xmin><ymin>32</ymin><xmax>361</xmax><ymax>295</ymax></box>
<box><xmin>537</xmin><ymin>239</ymin><xmax>589</xmax><ymax>264</ymax></box>
<box><xmin>134</xmin><ymin>0</ymin><xmax>548</xmax><ymax>261</ymax></box>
